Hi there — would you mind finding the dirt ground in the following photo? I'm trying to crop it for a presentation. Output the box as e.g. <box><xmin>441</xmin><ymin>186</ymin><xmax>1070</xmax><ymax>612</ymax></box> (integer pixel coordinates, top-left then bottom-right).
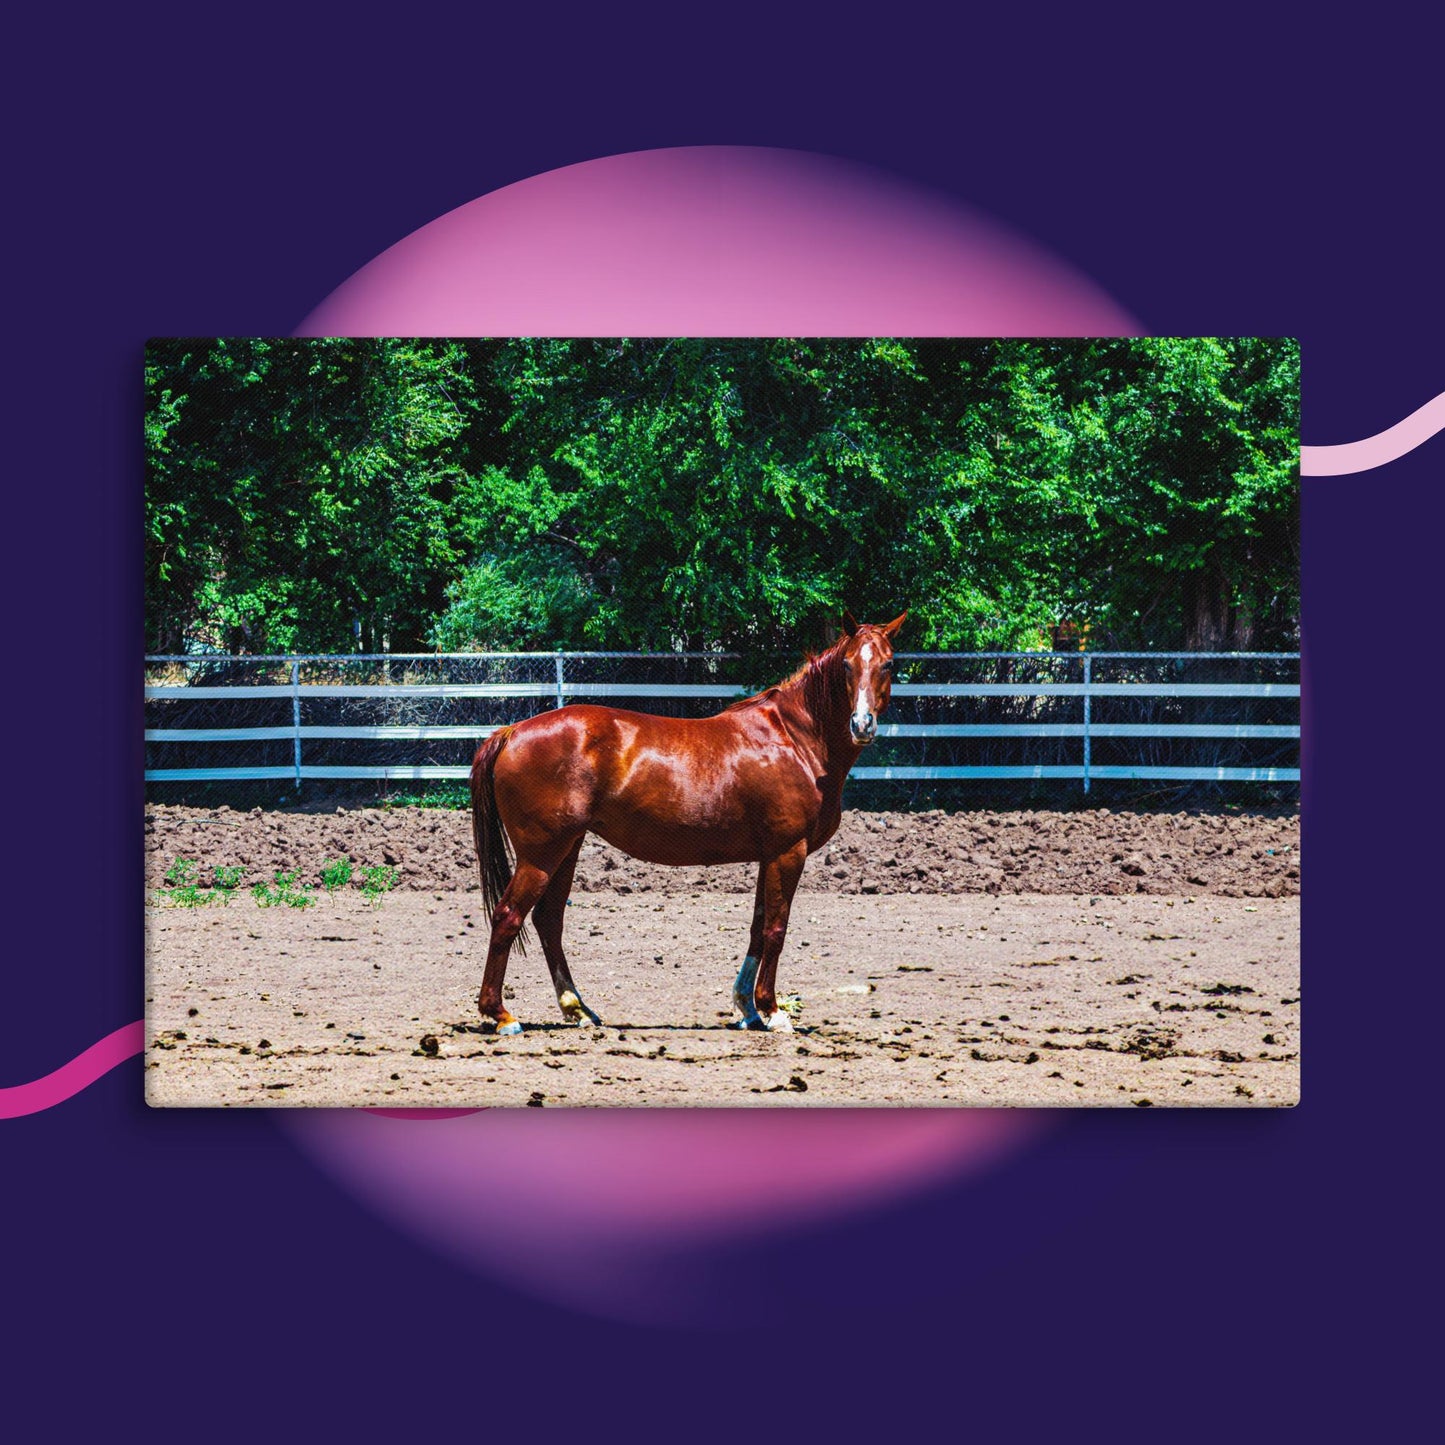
<box><xmin>146</xmin><ymin>802</ymin><xmax>1300</xmax><ymax>900</ymax></box>
<box><xmin>145</xmin><ymin>888</ymin><xmax>1299</xmax><ymax>1109</ymax></box>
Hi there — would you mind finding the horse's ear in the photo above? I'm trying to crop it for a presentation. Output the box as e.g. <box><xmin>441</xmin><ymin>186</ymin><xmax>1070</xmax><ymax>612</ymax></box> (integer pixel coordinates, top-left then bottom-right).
<box><xmin>841</xmin><ymin>610</ymin><xmax>860</xmax><ymax>637</ymax></box>
<box><xmin>882</xmin><ymin>611</ymin><xmax>908</xmax><ymax>639</ymax></box>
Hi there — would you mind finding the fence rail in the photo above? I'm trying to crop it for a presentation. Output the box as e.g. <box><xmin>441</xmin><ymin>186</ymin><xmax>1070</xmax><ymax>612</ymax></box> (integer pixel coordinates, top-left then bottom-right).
<box><xmin>144</xmin><ymin>652</ymin><xmax>1301</xmax><ymax>792</ymax></box>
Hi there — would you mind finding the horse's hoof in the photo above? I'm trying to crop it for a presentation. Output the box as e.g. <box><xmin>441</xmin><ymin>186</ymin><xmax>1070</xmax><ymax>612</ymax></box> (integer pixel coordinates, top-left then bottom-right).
<box><xmin>762</xmin><ymin>1011</ymin><xmax>794</xmax><ymax>1033</ymax></box>
<box><xmin>728</xmin><ymin>1015</ymin><xmax>763</xmax><ymax>1031</ymax></box>
<box><xmin>497</xmin><ymin>1020</ymin><xmax>523</xmax><ymax>1036</ymax></box>
<box><xmin>559</xmin><ymin>991</ymin><xmax>603</xmax><ymax>1027</ymax></box>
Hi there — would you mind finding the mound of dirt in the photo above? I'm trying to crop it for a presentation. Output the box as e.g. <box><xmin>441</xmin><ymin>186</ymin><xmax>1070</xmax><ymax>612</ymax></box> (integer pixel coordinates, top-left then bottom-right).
<box><xmin>145</xmin><ymin>803</ymin><xmax>1300</xmax><ymax>900</ymax></box>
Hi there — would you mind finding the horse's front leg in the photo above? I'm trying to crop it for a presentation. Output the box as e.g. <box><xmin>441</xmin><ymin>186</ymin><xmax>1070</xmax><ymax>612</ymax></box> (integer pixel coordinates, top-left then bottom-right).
<box><xmin>748</xmin><ymin>841</ymin><xmax>808</xmax><ymax>1033</ymax></box>
<box><xmin>729</xmin><ymin>866</ymin><xmax>769</xmax><ymax>1029</ymax></box>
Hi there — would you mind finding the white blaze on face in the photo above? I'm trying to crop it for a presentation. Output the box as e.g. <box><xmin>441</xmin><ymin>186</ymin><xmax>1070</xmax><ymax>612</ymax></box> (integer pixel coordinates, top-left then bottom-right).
<box><xmin>853</xmin><ymin>643</ymin><xmax>876</xmax><ymax>732</ymax></box>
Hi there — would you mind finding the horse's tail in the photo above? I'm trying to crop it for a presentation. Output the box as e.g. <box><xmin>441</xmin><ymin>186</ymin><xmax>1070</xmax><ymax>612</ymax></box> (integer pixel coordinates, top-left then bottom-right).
<box><xmin>470</xmin><ymin>725</ymin><xmax>525</xmax><ymax>951</ymax></box>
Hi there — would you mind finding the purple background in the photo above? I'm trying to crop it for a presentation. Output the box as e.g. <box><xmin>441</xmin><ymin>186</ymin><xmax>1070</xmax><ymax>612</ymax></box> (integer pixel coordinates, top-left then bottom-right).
<box><xmin>3</xmin><ymin>10</ymin><xmax>1435</xmax><ymax>1433</ymax></box>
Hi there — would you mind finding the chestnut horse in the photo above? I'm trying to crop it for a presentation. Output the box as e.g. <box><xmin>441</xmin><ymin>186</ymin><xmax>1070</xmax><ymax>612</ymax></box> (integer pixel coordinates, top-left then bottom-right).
<box><xmin>469</xmin><ymin>611</ymin><xmax>906</xmax><ymax>1034</ymax></box>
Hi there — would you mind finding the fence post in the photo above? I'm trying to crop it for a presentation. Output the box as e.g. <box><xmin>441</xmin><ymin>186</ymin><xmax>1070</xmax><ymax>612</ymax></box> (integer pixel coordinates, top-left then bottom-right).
<box><xmin>1082</xmin><ymin>653</ymin><xmax>1091</xmax><ymax>795</ymax></box>
<box><xmin>554</xmin><ymin>648</ymin><xmax>566</xmax><ymax>710</ymax></box>
<box><xmin>291</xmin><ymin>658</ymin><xmax>302</xmax><ymax>791</ymax></box>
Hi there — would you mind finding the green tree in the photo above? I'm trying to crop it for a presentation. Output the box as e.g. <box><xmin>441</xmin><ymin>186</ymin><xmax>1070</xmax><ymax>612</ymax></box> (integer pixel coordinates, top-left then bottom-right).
<box><xmin>146</xmin><ymin>336</ymin><xmax>1298</xmax><ymax>656</ymax></box>
<box><xmin>145</xmin><ymin>337</ymin><xmax>479</xmax><ymax>652</ymax></box>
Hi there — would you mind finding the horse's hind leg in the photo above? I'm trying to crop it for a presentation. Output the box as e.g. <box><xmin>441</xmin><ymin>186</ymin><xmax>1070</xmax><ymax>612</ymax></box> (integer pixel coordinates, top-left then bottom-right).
<box><xmin>478</xmin><ymin>859</ymin><xmax>559</xmax><ymax>1035</ymax></box>
<box><xmin>532</xmin><ymin>835</ymin><xmax>602</xmax><ymax>1026</ymax></box>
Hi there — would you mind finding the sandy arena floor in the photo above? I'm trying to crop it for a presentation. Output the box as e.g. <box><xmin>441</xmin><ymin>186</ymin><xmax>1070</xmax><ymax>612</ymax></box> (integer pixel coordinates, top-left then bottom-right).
<box><xmin>145</xmin><ymin>889</ymin><xmax>1298</xmax><ymax>1108</ymax></box>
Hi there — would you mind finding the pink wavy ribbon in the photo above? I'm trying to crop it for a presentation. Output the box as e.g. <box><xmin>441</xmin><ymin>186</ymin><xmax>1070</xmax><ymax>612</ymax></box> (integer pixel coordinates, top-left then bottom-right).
<box><xmin>1302</xmin><ymin>389</ymin><xmax>1445</xmax><ymax>475</ymax></box>
<box><xmin>0</xmin><ymin>1020</ymin><xmax>479</xmax><ymax>1119</ymax></box>
<box><xmin>0</xmin><ymin>1021</ymin><xmax>145</xmax><ymax>1119</ymax></box>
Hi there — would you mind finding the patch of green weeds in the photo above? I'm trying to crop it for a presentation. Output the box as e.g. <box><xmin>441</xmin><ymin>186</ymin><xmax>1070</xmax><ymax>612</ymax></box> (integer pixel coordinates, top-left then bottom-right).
<box><xmin>165</xmin><ymin>858</ymin><xmax>199</xmax><ymax>888</ymax></box>
<box><xmin>211</xmin><ymin>865</ymin><xmax>245</xmax><ymax>903</ymax></box>
<box><xmin>320</xmin><ymin>858</ymin><xmax>353</xmax><ymax>894</ymax></box>
<box><xmin>251</xmin><ymin>870</ymin><xmax>316</xmax><ymax>909</ymax></box>
<box><xmin>360</xmin><ymin>864</ymin><xmax>400</xmax><ymax>906</ymax></box>
<box><xmin>382</xmin><ymin>784</ymin><xmax>469</xmax><ymax>810</ymax></box>
<box><xmin>160</xmin><ymin>858</ymin><xmax>219</xmax><ymax>907</ymax></box>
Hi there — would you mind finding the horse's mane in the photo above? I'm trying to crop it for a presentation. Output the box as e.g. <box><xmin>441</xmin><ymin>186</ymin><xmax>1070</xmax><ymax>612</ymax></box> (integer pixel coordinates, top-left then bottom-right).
<box><xmin>725</xmin><ymin>636</ymin><xmax>848</xmax><ymax>720</ymax></box>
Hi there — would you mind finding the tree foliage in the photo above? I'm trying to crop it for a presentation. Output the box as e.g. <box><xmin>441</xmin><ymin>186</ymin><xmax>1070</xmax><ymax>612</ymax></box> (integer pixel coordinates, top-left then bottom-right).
<box><xmin>145</xmin><ymin>337</ymin><xmax>1298</xmax><ymax>654</ymax></box>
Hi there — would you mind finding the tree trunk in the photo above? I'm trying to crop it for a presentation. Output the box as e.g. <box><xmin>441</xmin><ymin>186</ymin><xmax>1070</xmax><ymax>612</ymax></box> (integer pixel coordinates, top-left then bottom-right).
<box><xmin>1183</xmin><ymin>563</ymin><xmax>1254</xmax><ymax>651</ymax></box>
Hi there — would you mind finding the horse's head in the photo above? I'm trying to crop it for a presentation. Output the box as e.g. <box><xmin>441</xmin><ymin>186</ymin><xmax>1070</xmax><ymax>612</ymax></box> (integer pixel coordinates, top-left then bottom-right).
<box><xmin>839</xmin><ymin>610</ymin><xmax>907</xmax><ymax>744</ymax></box>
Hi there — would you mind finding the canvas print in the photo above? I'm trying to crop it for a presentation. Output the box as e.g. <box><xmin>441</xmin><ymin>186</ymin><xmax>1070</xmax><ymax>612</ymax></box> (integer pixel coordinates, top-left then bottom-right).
<box><xmin>144</xmin><ymin>337</ymin><xmax>1300</xmax><ymax>1106</ymax></box>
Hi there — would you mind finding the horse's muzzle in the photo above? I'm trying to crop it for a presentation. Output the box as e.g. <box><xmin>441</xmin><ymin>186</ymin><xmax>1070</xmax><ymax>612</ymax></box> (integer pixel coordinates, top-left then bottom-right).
<box><xmin>850</xmin><ymin>713</ymin><xmax>878</xmax><ymax>744</ymax></box>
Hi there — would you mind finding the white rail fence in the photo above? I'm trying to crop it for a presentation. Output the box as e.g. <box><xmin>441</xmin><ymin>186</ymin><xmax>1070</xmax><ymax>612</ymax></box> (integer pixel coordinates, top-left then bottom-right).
<box><xmin>144</xmin><ymin>652</ymin><xmax>1300</xmax><ymax>792</ymax></box>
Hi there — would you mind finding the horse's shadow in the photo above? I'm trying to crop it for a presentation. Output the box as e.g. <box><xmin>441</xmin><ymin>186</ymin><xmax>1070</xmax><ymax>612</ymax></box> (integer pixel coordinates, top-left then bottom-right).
<box><xmin>445</xmin><ymin>1020</ymin><xmax>816</xmax><ymax>1037</ymax></box>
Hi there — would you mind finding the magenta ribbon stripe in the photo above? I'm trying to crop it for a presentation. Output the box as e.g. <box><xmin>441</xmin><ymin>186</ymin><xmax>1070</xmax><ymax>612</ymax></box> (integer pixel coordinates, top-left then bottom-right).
<box><xmin>0</xmin><ymin>1021</ymin><xmax>146</xmax><ymax>1119</ymax></box>
<box><xmin>0</xmin><ymin>1019</ymin><xmax>477</xmax><ymax>1119</ymax></box>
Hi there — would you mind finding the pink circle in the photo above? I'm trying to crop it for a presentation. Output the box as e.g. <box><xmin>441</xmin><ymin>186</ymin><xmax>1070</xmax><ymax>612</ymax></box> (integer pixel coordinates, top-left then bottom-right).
<box><xmin>298</xmin><ymin>146</ymin><xmax>1133</xmax><ymax>337</ymax></box>
<box><xmin>288</xmin><ymin>145</ymin><xmax>1139</xmax><ymax>1320</ymax></box>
